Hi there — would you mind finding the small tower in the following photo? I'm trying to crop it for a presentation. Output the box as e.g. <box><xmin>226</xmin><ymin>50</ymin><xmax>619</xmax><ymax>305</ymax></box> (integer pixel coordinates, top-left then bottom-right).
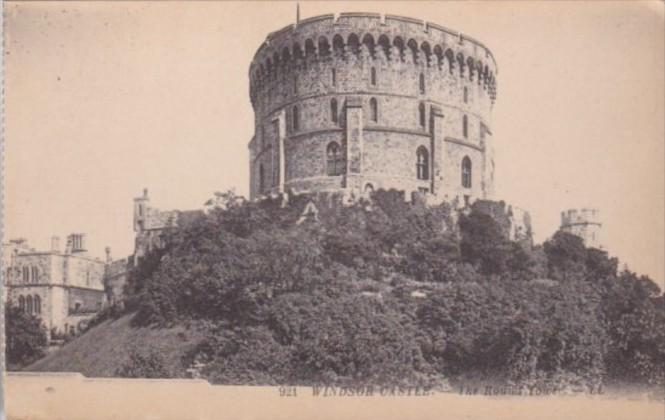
<box><xmin>134</xmin><ymin>188</ymin><xmax>150</xmax><ymax>233</ymax></box>
<box><xmin>560</xmin><ymin>208</ymin><xmax>602</xmax><ymax>249</ymax></box>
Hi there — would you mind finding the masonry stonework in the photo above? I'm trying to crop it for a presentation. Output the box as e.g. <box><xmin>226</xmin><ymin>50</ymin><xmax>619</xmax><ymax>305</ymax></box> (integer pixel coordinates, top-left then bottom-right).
<box><xmin>248</xmin><ymin>13</ymin><xmax>497</xmax><ymax>203</ymax></box>
<box><xmin>560</xmin><ymin>208</ymin><xmax>603</xmax><ymax>249</ymax></box>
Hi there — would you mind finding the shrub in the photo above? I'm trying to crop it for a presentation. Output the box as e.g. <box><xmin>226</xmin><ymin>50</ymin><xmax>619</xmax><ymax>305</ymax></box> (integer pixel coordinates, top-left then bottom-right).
<box><xmin>5</xmin><ymin>305</ymin><xmax>48</xmax><ymax>369</ymax></box>
<box><xmin>115</xmin><ymin>347</ymin><xmax>173</xmax><ymax>378</ymax></box>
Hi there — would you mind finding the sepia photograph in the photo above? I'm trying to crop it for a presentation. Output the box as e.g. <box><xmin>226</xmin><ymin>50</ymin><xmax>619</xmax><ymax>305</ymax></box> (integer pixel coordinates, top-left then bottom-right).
<box><xmin>2</xmin><ymin>1</ymin><xmax>664</xmax><ymax>419</ymax></box>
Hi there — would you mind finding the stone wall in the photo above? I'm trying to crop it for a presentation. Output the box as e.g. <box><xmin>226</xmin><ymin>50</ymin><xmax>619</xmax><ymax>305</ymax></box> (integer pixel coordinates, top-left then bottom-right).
<box><xmin>5</xmin><ymin>250</ymin><xmax>106</xmax><ymax>336</ymax></box>
<box><xmin>248</xmin><ymin>13</ymin><xmax>496</xmax><ymax>203</ymax></box>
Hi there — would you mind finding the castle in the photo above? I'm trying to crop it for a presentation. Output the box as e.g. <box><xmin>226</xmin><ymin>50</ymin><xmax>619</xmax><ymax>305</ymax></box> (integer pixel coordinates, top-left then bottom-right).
<box><xmin>2</xmin><ymin>234</ymin><xmax>106</xmax><ymax>338</ymax></box>
<box><xmin>560</xmin><ymin>208</ymin><xmax>603</xmax><ymax>249</ymax></box>
<box><xmin>248</xmin><ymin>13</ymin><xmax>497</xmax><ymax>206</ymax></box>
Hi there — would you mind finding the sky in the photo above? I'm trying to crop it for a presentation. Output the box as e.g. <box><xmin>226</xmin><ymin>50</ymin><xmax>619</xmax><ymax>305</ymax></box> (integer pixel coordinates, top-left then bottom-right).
<box><xmin>4</xmin><ymin>1</ymin><xmax>664</xmax><ymax>287</ymax></box>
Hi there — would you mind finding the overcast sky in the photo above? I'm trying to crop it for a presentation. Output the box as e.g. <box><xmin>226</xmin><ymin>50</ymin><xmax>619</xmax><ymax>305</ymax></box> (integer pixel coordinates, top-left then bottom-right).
<box><xmin>4</xmin><ymin>1</ymin><xmax>664</xmax><ymax>287</ymax></box>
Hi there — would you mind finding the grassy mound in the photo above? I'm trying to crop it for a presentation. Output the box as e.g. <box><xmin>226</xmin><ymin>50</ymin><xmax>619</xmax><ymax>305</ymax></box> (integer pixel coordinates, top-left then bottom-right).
<box><xmin>24</xmin><ymin>313</ymin><xmax>205</xmax><ymax>378</ymax></box>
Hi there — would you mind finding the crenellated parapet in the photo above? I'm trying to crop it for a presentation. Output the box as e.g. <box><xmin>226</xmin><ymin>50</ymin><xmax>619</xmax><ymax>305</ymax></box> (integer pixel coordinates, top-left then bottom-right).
<box><xmin>561</xmin><ymin>208</ymin><xmax>601</xmax><ymax>228</ymax></box>
<box><xmin>249</xmin><ymin>13</ymin><xmax>498</xmax><ymax>112</ymax></box>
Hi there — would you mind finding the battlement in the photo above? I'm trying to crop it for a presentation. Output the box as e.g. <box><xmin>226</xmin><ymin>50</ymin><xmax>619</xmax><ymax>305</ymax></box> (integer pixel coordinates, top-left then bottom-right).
<box><xmin>561</xmin><ymin>208</ymin><xmax>601</xmax><ymax>227</ymax></box>
<box><xmin>249</xmin><ymin>13</ymin><xmax>498</xmax><ymax>107</ymax></box>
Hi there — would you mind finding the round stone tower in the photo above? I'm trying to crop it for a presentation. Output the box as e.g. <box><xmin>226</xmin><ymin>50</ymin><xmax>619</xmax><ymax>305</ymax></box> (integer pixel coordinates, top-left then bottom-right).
<box><xmin>248</xmin><ymin>13</ymin><xmax>498</xmax><ymax>205</ymax></box>
<box><xmin>560</xmin><ymin>208</ymin><xmax>603</xmax><ymax>249</ymax></box>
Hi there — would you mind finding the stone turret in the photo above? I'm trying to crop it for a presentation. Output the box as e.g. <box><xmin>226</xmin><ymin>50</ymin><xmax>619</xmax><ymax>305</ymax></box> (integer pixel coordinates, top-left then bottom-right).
<box><xmin>560</xmin><ymin>208</ymin><xmax>602</xmax><ymax>249</ymax></box>
<box><xmin>248</xmin><ymin>13</ymin><xmax>498</xmax><ymax>204</ymax></box>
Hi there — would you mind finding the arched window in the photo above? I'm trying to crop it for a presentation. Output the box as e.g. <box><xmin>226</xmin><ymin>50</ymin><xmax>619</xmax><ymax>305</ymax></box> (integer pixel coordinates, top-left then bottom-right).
<box><xmin>22</xmin><ymin>266</ymin><xmax>29</xmax><ymax>283</ymax></box>
<box><xmin>463</xmin><ymin>115</ymin><xmax>468</xmax><ymax>138</ymax></box>
<box><xmin>416</xmin><ymin>146</ymin><xmax>429</xmax><ymax>180</ymax></box>
<box><xmin>34</xmin><ymin>295</ymin><xmax>41</xmax><ymax>314</ymax></box>
<box><xmin>462</xmin><ymin>156</ymin><xmax>472</xmax><ymax>188</ymax></box>
<box><xmin>26</xmin><ymin>295</ymin><xmax>33</xmax><ymax>314</ymax></box>
<box><xmin>331</xmin><ymin>68</ymin><xmax>336</xmax><ymax>86</ymax></box>
<box><xmin>258</xmin><ymin>164</ymin><xmax>265</xmax><ymax>193</ymax></box>
<box><xmin>419</xmin><ymin>103</ymin><xmax>426</xmax><ymax>128</ymax></box>
<box><xmin>292</xmin><ymin>106</ymin><xmax>300</xmax><ymax>132</ymax></box>
<box><xmin>369</xmin><ymin>98</ymin><xmax>378</xmax><ymax>123</ymax></box>
<box><xmin>370</xmin><ymin>67</ymin><xmax>377</xmax><ymax>86</ymax></box>
<box><xmin>330</xmin><ymin>98</ymin><xmax>338</xmax><ymax>123</ymax></box>
<box><xmin>31</xmin><ymin>266</ymin><xmax>38</xmax><ymax>283</ymax></box>
<box><xmin>326</xmin><ymin>142</ymin><xmax>345</xmax><ymax>176</ymax></box>
<box><xmin>419</xmin><ymin>73</ymin><xmax>425</xmax><ymax>94</ymax></box>
<box><xmin>364</xmin><ymin>183</ymin><xmax>375</xmax><ymax>193</ymax></box>
<box><xmin>464</xmin><ymin>87</ymin><xmax>468</xmax><ymax>104</ymax></box>
<box><xmin>18</xmin><ymin>295</ymin><xmax>25</xmax><ymax>312</ymax></box>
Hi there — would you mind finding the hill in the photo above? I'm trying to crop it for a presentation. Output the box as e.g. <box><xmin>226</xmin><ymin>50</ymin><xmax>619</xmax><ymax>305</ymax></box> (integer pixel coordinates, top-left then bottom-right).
<box><xmin>25</xmin><ymin>313</ymin><xmax>205</xmax><ymax>378</ymax></box>
<box><xmin>22</xmin><ymin>190</ymin><xmax>665</xmax><ymax>389</ymax></box>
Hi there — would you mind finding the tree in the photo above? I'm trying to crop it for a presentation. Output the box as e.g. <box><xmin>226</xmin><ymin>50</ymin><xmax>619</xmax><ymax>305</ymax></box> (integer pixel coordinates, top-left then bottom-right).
<box><xmin>459</xmin><ymin>210</ymin><xmax>514</xmax><ymax>275</ymax></box>
<box><xmin>5</xmin><ymin>305</ymin><xmax>48</xmax><ymax>368</ymax></box>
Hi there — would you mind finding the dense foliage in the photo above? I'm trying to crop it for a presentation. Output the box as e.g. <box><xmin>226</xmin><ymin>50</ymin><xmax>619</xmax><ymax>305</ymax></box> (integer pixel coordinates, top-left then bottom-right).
<box><xmin>118</xmin><ymin>190</ymin><xmax>664</xmax><ymax>389</ymax></box>
<box><xmin>5</xmin><ymin>305</ymin><xmax>48</xmax><ymax>369</ymax></box>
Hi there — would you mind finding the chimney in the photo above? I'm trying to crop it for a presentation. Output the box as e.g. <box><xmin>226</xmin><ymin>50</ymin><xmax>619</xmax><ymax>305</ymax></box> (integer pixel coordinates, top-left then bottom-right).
<box><xmin>143</xmin><ymin>188</ymin><xmax>149</xmax><ymax>198</ymax></box>
<box><xmin>51</xmin><ymin>236</ymin><xmax>60</xmax><ymax>253</ymax></box>
<box><xmin>105</xmin><ymin>246</ymin><xmax>112</xmax><ymax>263</ymax></box>
<box><xmin>67</xmin><ymin>233</ymin><xmax>87</xmax><ymax>254</ymax></box>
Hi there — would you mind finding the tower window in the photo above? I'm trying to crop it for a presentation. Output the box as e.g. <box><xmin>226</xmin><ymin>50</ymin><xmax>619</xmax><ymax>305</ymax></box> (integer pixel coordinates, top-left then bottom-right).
<box><xmin>292</xmin><ymin>106</ymin><xmax>300</xmax><ymax>132</ymax></box>
<box><xmin>22</xmin><ymin>266</ymin><xmax>29</xmax><ymax>283</ymax></box>
<box><xmin>34</xmin><ymin>295</ymin><xmax>41</xmax><ymax>314</ymax></box>
<box><xmin>18</xmin><ymin>295</ymin><xmax>25</xmax><ymax>312</ymax></box>
<box><xmin>464</xmin><ymin>87</ymin><xmax>468</xmax><ymax>103</ymax></box>
<box><xmin>31</xmin><ymin>266</ymin><xmax>38</xmax><ymax>283</ymax></box>
<box><xmin>370</xmin><ymin>67</ymin><xmax>377</xmax><ymax>86</ymax></box>
<box><xmin>259</xmin><ymin>164</ymin><xmax>265</xmax><ymax>193</ymax></box>
<box><xmin>419</xmin><ymin>73</ymin><xmax>425</xmax><ymax>94</ymax></box>
<box><xmin>326</xmin><ymin>142</ymin><xmax>345</xmax><ymax>176</ymax></box>
<box><xmin>463</xmin><ymin>115</ymin><xmax>468</xmax><ymax>138</ymax></box>
<box><xmin>462</xmin><ymin>156</ymin><xmax>472</xmax><ymax>188</ymax></box>
<box><xmin>419</xmin><ymin>103</ymin><xmax>426</xmax><ymax>128</ymax></box>
<box><xmin>330</xmin><ymin>98</ymin><xmax>338</xmax><ymax>124</ymax></box>
<box><xmin>416</xmin><ymin>146</ymin><xmax>429</xmax><ymax>180</ymax></box>
<box><xmin>331</xmin><ymin>68</ymin><xmax>336</xmax><ymax>86</ymax></box>
<box><xmin>26</xmin><ymin>295</ymin><xmax>33</xmax><ymax>314</ymax></box>
<box><xmin>369</xmin><ymin>97</ymin><xmax>378</xmax><ymax>123</ymax></box>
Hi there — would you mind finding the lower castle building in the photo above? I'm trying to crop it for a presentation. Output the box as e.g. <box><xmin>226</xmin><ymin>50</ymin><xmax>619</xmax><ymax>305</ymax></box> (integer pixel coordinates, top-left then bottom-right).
<box><xmin>3</xmin><ymin>234</ymin><xmax>106</xmax><ymax>338</ymax></box>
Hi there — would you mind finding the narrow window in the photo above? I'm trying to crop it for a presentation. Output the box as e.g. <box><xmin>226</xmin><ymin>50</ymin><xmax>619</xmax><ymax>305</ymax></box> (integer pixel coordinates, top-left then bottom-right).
<box><xmin>22</xmin><ymin>266</ymin><xmax>29</xmax><ymax>283</ymax></box>
<box><xmin>326</xmin><ymin>142</ymin><xmax>345</xmax><ymax>176</ymax></box>
<box><xmin>330</xmin><ymin>98</ymin><xmax>338</xmax><ymax>123</ymax></box>
<box><xmin>26</xmin><ymin>295</ymin><xmax>33</xmax><ymax>314</ymax></box>
<box><xmin>416</xmin><ymin>146</ymin><xmax>429</xmax><ymax>180</ymax></box>
<box><xmin>331</xmin><ymin>68</ymin><xmax>336</xmax><ymax>86</ymax></box>
<box><xmin>34</xmin><ymin>295</ymin><xmax>41</xmax><ymax>314</ymax></box>
<box><xmin>419</xmin><ymin>103</ymin><xmax>426</xmax><ymax>128</ymax></box>
<box><xmin>463</xmin><ymin>115</ymin><xmax>468</xmax><ymax>138</ymax></box>
<box><xmin>419</xmin><ymin>73</ymin><xmax>425</xmax><ymax>94</ymax></box>
<box><xmin>259</xmin><ymin>164</ymin><xmax>265</xmax><ymax>193</ymax></box>
<box><xmin>369</xmin><ymin>98</ymin><xmax>378</xmax><ymax>123</ymax></box>
<box><xmin>18</xmin><ymin>295</ymin><xmax>25</xmax><ymax>312</ymax></box>
<box><xmin>464</xmin><ymin>87</ymin><xmax>468</xmax><ymax>103</ymax></box>
<box><xmin>370</xmin><ymin>67</ymin><xmax>377</xmax><ymax>86</ymax></box>
<box><xmin>462</xmin><ymin>156</ymin><xmax>472</xmax><ymax>188</ymax></box>
<box><xmin>31</xmin><ymin>266</ymin><xmax>38</xmax><ymax>283</ymax></box>
<box><xmin>292</xmin><ymin>106</ymin><xmax>299</xmax><ymax>132</ymax></box>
